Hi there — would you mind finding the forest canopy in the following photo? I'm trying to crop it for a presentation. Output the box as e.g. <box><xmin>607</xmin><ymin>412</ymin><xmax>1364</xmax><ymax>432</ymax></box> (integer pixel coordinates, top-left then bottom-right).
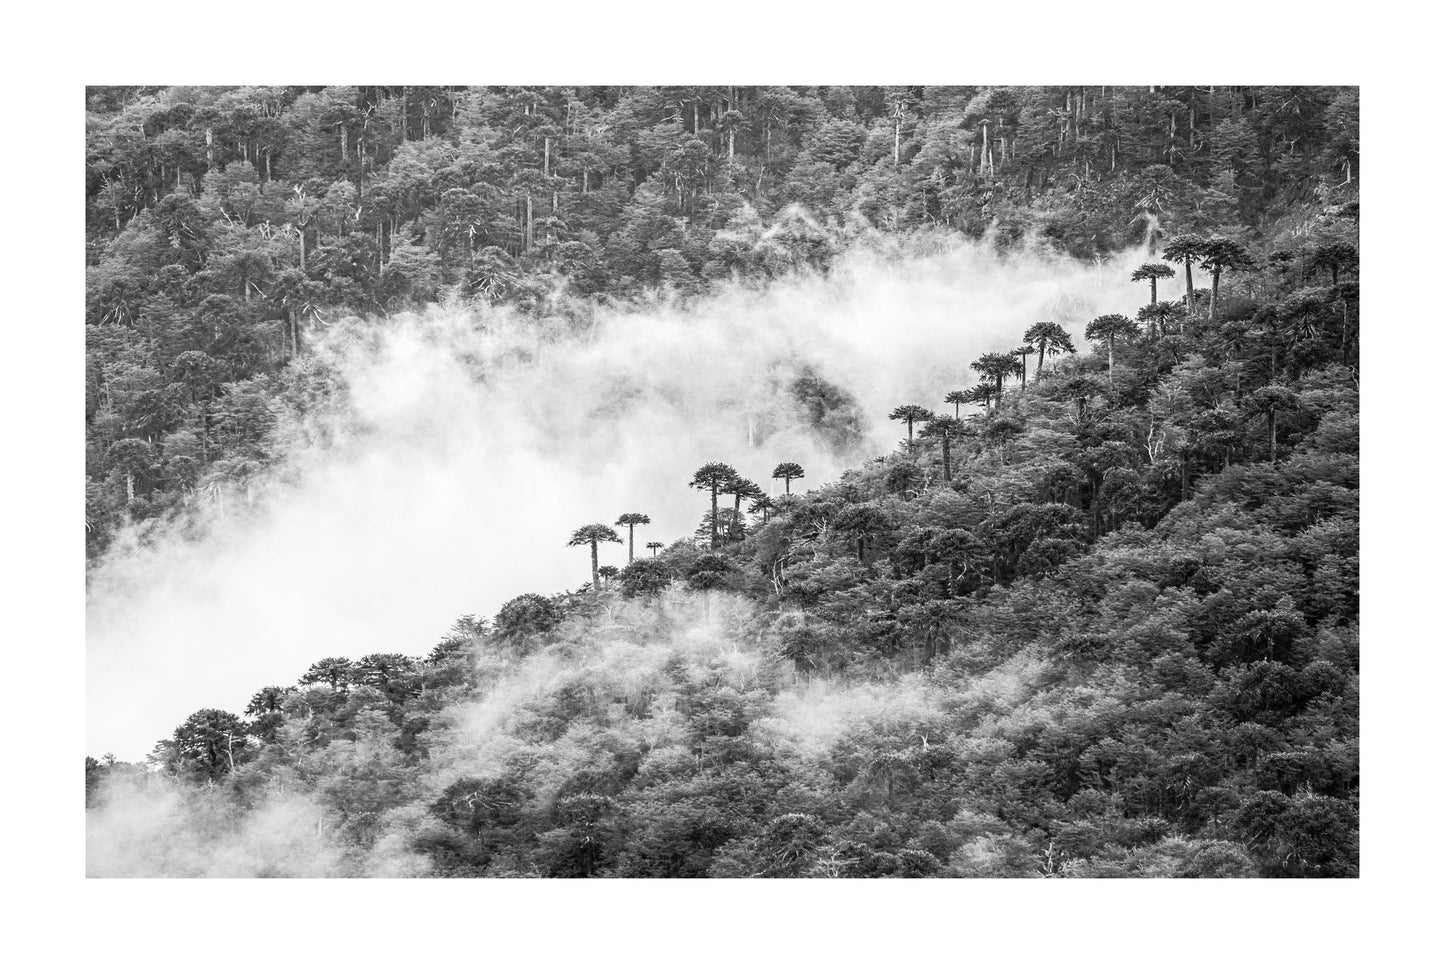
<box><xmin>85</xmin><ymin>85</ymin><xmax>1358</xmax><ymax>878</ymax></box>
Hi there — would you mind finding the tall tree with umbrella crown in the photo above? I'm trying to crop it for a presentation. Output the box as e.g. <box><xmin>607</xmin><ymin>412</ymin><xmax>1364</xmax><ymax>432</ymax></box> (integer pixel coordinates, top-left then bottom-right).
<box><xmin>772</xmin><ymin>462</ymin><xmax>805</xmax><ymax>494</ymax></box>
<box><xmin>690</xmin><ymin>463</ymin><xmax>738</xmax><ymax>549</ymax></box>
<box><xmin>615</xmin><ymin>512</ymin><xmax>652</xmax><ymax>563</ymax></box>
<box><xmin>568</xmin><ymin>523</ymin><xmax>623</xmax><ymax>590</ymax></box>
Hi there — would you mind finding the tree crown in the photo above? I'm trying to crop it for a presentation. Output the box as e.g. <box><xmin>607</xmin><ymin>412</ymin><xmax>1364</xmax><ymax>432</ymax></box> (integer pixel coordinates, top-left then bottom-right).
<box><xmin>568</xmin><ymin>523</ymin><xmax>623</xmax><ymax>546</ymax></box>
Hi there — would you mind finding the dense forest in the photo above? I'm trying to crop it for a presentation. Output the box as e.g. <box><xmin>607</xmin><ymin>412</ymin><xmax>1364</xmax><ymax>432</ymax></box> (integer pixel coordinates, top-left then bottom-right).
<box><xmin>85</xmin><ymin>85</ymin><xmax>1359</xmax><ymax>877</ymax></box>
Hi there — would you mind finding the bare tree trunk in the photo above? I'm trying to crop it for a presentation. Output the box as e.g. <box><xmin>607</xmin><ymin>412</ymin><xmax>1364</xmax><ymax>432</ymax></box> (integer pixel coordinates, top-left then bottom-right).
<box><xmin>710</xmin><ymin>486</ymin><xmax>719</xmax><ymax>548</ymax></box>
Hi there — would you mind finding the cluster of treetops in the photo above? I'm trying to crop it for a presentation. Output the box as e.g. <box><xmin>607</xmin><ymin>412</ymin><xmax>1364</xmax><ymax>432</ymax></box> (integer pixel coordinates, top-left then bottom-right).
<box><xmin>84</xmin><ymin>84</ymin><xmax>1358</xmax><ymax>559</ymax></box>
<box><xmin>88</xmin><ymin>192</ymin><xmax>1360</xmax><ymax>875</ymax></box>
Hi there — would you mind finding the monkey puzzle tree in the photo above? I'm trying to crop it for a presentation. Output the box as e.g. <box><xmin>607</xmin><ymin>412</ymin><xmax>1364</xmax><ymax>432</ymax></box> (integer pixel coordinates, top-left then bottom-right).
<box><xmin>243</xmin><ymin>685</ymin><xmax>296</xmax><ymax>744</ymax></box>
<box><xmin>1306</xmin><ymin>241</ymin><xmax>1357</xmax><ymax>286</ymax></box>
<box><xmin>944</xmin><ymin>390</ymin><xmax>968</xmax><ymax>417</ymax></box>
<box><xmin>615</xmin><ymin>512</ymin><xmax>652</xmax><ymax>563</ymax></box>
<box><xmin>1138</xmin><ymin>301</ymin><xmax>1183</xmax><ymax>339</ymax></box>
<box><xmin>1163</xmin><ymin>233</ymin><xmax>1209</xmax><ymax>314</ymax></box>
<box><xmin>772</xmin><ymin>461</ymin><xmax>805</xmax><ymax>494</ymax></box>
<box><xmin>1084</xmin><ymin>314</ymin><xmax>1140</xmax><ymax>385</ymax></box>
<box><xmin>1022</xmin><ymin>322</ymin><xmax>1075</xmax><ymax>374</ymax></box>
<box><xmin>889</xmin><ymin>405</ymin><xmax>934</xmax><ymax>451</ymax></box>
<box><xmin>1012</xmin><ymin>346</ymin><xmax>1034</xmax><ymax>389</ymax></box>
<box><xmin>835</xmin><ymin>503</ymin><xmax>892</xmax><ymax>563</ymax></box>
<box><xmin>597</xmin><ymin>565</ymin><xmax>619</xmax><ymax>589</ymax></box>
<box><xmin>645</xmin><ymin>540</ymin><xmax>664</xmax><ymax>557</ymax></box>
<box><xmin>299</xmin><ymin>656</ymin><xmax>354</xmax><ymax>690</ymax></box>
<box><xmin>1055</xmin><ymin>374</ymin><xmax>1108</xmax><ymax>422</ymax></box>
<box><xmin>691</xmin><ymin>462</ymin><xmax>739</xmax><ymax>548</ymax></box>
<box><xmin>721</xmin><ymin>476</ymin><xmax>763</xmax><ymax>540</ymax></box>
<box><xmin>919</xmin><ymin>414</ymin><xmax>963</xmax><ymax>482</ymax></box>
<box><xmin>971</xmin><ymin>352</ymin><xmax>1020</xmax><ymax>398</ymax></box>
<box><xmin>1199</xmin><ymin>237</ymin><xmax>1255</xmax><ymax>321</ymax></box>
<box><xmin>1246</xmin><ymin>384</ymin><xmax>1300</xmax><ymax>463</ymax></box>
<box><xmin>1131</xmin><ymin>262</ymin><xmax>1176</xmax><ymax>305</ymax></box>
<box><xmin>749</xmin><ymin>494</ymin><xmax>778</xmax><ymax>524</ymax></box>
<box><xmin>569</xmin><ymin>523</ymin><xmax>623</xmax><ymax>590</ymax></box>
<box><xmin>961</xmin><ymin>383</ymin><xmax>996</xmax><ymax>413</ymax></box>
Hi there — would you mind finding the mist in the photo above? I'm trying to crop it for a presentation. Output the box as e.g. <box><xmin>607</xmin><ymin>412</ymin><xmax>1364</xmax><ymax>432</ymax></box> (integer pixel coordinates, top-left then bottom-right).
<box><xmin>86</xmin><ymin>227</ymin><xmax>1176</xmax><ymax>762</ymax></box>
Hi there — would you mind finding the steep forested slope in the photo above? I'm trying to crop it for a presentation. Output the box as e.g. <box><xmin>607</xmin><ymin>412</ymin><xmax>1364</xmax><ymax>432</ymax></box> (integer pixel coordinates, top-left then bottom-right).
<box><xmin>85</xmin><ymin>85</ymin><xmax>1357</xmax><ymax>557</ymax></box>
<box><xmin>85</xmin><ymin>85</ymin><xmax>1358</xmax><ymax>878</ymax></box>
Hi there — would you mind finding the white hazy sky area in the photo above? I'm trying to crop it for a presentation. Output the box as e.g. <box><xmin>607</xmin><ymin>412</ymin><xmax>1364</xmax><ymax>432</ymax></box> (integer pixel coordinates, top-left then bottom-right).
<box><xmin>86</xmin><ymin>230</ymin><xmax>1179</xmax><ymax>760</ymax></box>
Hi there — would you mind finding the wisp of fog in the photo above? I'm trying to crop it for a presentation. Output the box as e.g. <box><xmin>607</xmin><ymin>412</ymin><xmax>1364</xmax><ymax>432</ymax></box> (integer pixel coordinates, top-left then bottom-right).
<box><xmin>86</xmin><ymin>228</ymin><xmax>1174</xmax><ymax>763</ymax></box>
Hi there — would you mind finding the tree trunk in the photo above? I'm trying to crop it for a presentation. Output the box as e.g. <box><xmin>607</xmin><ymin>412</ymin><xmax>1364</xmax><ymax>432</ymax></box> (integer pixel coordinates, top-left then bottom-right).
<box><xmin>590</xmin><ymin>541</ymin><xmax>600</xmax><ymax>590</ymax></box>
<box><xmin>1183</xmin><ymin>257</ymin><xmax>1194</xmax><ymax>312</ymax></box>
<box><xmin>1210</xmin><ymin>268</ymin><xmax>1221</xmax><ymax>321</ymax></box>
<box><xmin>627</xmin><ymin>525</ymin><xmax>635</xmax><ymax>563</ymax></box>
<box><xmin>710</xmin><ymin>485</ymin><xmax>719</xmax><ymax>548</ymax></box>
<box><xmin>1268</xmin><ymin>409</ymin><xmax>1277</xmax><ymax>463</ymax></box>
<box><xmin>1107</xmin><ymin>338</ymin><xmax>1115</xmax><ymax>386</ymax></box>
<box><xmin>942</xmin><ymin>430</ymin><xmax>952</xmax><ymax>482</ymax></box>
<box><xmin>1150</xmin><ymin>277</ymin><xmax>1158</xmax><ymax>304</ymax></box>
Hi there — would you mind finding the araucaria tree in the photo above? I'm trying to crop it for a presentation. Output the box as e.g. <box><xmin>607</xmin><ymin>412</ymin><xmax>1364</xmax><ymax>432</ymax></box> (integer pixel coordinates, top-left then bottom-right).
<box><xmin>615</xmin><ymin>512</ymin><xmax>652</xmax><ymax>563</ymax></box>
<box><xmin>691</xmin><ymin>462</ymin><xmax>738</xmax><ymax>549</ymax></box>
<box><xmin>1247</xmin><ymin>384</ymin><xmax>1299</xmax><ymax>463</ymax></box>
<box><xmin>1012</xmin><ymin>346</ymin><xmax>1034</xmax><ymax>389</ymax></box>
<box><xmin>1138</xmin><ymin>301</ymin><xmax>1183</xmax><ymax>339</ymax></box>
<box><xmin>920</xmin><ymin>415</ymin><xmax>962</xmax><ymax>482</ymax></box>
<box><xmin>645</xmin><ymin>540</ymin><xmax>664</xmax><ymax>557</ymax></box>
<box><xmin>944</xmin><ymin>390</ymin><xmax>968</xmax><ymax>417</ymax></box>
<box><xmin>971</xmin><ymin>352</ymin><xmax>1020</xmax><ymax>398</ymax></box>
<box><xmin>721</xmin><ymin>477</ymin><xmax>763</xmax><ymax>541</ymax></box>
<box><xmin>749</xmin><ymin>494</ymin><xmax>777</xmax><ymax>524</ymax></box>
<box><xmin>1199</xmin><ymin>237</ymin><xmax>1254</xmax><ymax>321</ymax></box>
<box><xmin>1163</xmin><ymin>234</ymin><xmax>1208</xmax><ymax>314</ymax></box>
<box><xmin>568</xmin><ymin>523</ymin><xmax>623</xmax><ymax>590</ymax></box>
<box><xmin>772</xmin><ymin>462</ymin><xmax>805</xmax><ymax>495</ymax></box>
<box><xmin>889</xmin><ymin>405</ymin><xmax>934</xmax><ymax>451</ymax></box>
<box><xmin>1306</xmin><ymin>241</ymin><xmax>1357</xmax><ymax>285</ymax></box>
<box><xmin>1084</xmin><ymin>314</ymin><xmax>1140</xmax><ymax>385</ymax></box>
<box><xmin>1022</xmin><ymin>322</ymin><xmax>1076</xmax><ymax>374</ymax></box>
<box><xmin>1130</xmin><ymin>262</ymin><xmax>1176</xmax><ymax>305</ymax></box>
<box><xmin>962</xmin><ymin>383</ymin><xmax>996</xmax><ymax>413</ymax></box>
